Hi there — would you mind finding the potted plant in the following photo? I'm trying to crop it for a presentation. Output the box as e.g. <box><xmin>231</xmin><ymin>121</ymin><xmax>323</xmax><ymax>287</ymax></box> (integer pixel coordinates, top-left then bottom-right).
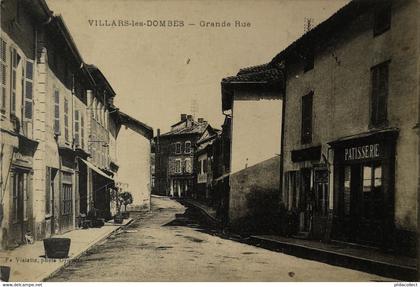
<box><xmin>119</xmin><ymin>192</ymin><xmax>133</xmax><ymax>219</ymax></box>
<box><xmin>0</xmin><ymin>266</ymin><xmax>11</xmax><ymax>282</ymax></box>
<box><xmin>43</xmin><ymin>237</ymin><xmax>71</xmax><ymax>259</ymax></box>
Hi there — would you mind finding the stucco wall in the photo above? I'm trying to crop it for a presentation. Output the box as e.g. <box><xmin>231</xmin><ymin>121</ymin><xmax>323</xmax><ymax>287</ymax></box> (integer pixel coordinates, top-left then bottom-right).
<box><xmin>229</xmin><ymin>88</ymin><xmax>282</xmax><ymax>226</ymax></box>
<box><xmin>117</xmin><ymin>126</ymin><xmax>151</xmax><ymax>210</ymax></box>
<box><xmin>282</xmin><ymin>0</ymin><xmax>419</xmax><ymax>232</ymax></box>
<box><xmin>230</xmin><ymin>94</ymin><xmax>282</xmax><ymax>174</ymax></box>
<box><xmin>229</xmin><ymin>156</ymin><xmax>280</xmax><ymax>225</ymax></box>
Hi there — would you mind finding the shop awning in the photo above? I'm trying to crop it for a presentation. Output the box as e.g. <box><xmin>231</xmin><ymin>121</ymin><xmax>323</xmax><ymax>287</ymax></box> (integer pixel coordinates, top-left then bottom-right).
<box><xmin>80</xmin><ymin>158</ymin><xmax>114</xmax><ymax>181</ymax></box>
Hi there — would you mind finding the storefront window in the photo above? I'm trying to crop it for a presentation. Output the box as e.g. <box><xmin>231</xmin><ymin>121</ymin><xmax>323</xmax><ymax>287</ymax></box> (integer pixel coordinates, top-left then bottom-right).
<box><xmin>363</xmin><ymin>166</ymin><xmax>372</xmax><ymax>193</ymax></box>
<box><xmin>374</xmin><ymin>166</ymin><xmax>382</xmax><ymax>188</ymax></box>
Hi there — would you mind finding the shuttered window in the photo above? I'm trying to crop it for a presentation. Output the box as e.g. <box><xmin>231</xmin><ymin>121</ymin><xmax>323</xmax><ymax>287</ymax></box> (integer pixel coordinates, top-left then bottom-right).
<box><xmin>301</xmin><ymin>91</ymin><xmax>313</xmax><ymax>144</ymax></box>
<box><xmin>80</xmin><ymin>114</ymin><xmax>85</xmax><ymax>149</ymax></box>
<box><xmin>10</xmin><ymin>48</ymin><xmax>20</xmax><ymax>114</ymax></box>
<box><xmin>54</xmin><ymin>90</ymin><xmax>60</xmax><ymax>134</ymax></box>
<box><xmin>74</xmin><ymin>110</ymin><xmax>80</xmax><ymax>147</ymax></box>
<box><xmin>0</xmin><ymin>38</ymin><xmax>6</xmax><ymax>112</ymax></box>
<box><xmin>371</xmin><ymin>61</ymin><xmax>389</xmax><ymax>127</ymax></box>
<box><xmin>24</xmin><ymin>60</ymin><xmax>33</xmax><ymax>120</ymax></box>
<box><xmin>64</xmin><ymin>98</ymin><xmax>69</xmax><ymax>141</ymax></box>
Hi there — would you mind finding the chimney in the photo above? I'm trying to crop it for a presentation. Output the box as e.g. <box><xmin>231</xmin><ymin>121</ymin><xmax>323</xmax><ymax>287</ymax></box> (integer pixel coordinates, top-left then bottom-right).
<box><xmin>187</xmin><ymin>115</ymin><xmax>193</xmax><ymax>121</ymax></box>
<box><xmin>198</xmin><ymin>118</ymin><xmax>204</xmax><ymax>123</ymax></box>
<box><xmin>181</xmin><ymin>114</ymin><xmax>187</xmax><ymax>121</ymax></box>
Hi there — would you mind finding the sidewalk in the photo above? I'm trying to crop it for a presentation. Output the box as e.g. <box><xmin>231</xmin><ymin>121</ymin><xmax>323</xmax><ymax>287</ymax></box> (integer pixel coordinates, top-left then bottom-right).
<box><xmin>180</xmin><ymin>198</ymin><xmax>416</xmax><ymax>281</ymax></box>
<box><xmin>249</xmin><ymin>235</ymin><xmax>416</xmax><ymax>281</ymax></box>
<box><xmin>0</xmin><ymin>218</ymin><xmax>133</xmax><ymax>282</ymax></box>
<box><xmin>178</xmin><ymin>198</ymin><xmax>220</xmax><ymax>223</ymax></box>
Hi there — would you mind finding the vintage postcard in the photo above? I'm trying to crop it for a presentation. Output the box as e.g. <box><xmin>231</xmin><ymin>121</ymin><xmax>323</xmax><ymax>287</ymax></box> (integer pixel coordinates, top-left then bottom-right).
<box><xmin>0</xmin><ymin>0</ymin><xmax>418</xmax><ymax>284</ymax></box>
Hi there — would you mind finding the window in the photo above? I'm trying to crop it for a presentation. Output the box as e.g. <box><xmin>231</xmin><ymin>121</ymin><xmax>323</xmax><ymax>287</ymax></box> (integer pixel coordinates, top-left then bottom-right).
<box><xmin>374</xmin><ymin>1</ymin><xmax>391</xmax><ymax>36</ymax></box>
<box><xmin>61</xmin><ymin>172</ymin><xmax>72</xmax><ymax>215</ymax></box>
<box><xmin>175</xmin><ymin>159</ymin><xmax>181</xmax><ymax>173</ymax></box>
<box><xmin>54</xmin><ymin>90</ymin><xmax>60</xmax><ymax>135</ymax></box>
<box><xmin>203</xmin><ymin>158</ymin><xmax>208</xmax><ymax>173</ymax></box>
<box><xmin>285</xmin><ymin>171</ymin><xmax>300</xmax><ymax>210</ymax></box>
<box><xmin>185</xmin><ymin>141</ymin><xmax>191</xmax><ymax>154</ymax></box>
<box><xmin>185</xmin><ymin>158</ymin><xmax>191</xmax><ymax>173</ymax></box>
<box><xmin>23</xmin><ymin>60</ymin><xmax>33</xmax><ymax>120</ymax></box>
<box><xmin>361</xmin><ymin>163</ymin><xmax>383</xmax><ymax>219</ymax></box>
<box><xmin>81</xmin><ymin>114</ymin><xmax>85</xmax><ymax>149</ymax></box>
<box><xmin>175</xmin><ymin>142</ymin><xmax>181</xmax><ymax>154</ymax></box>
<box><xmin>74</xmin><ymin>110</ymin><xmax>80</xmax><ymax>147</ymax></box>
<box><xmin>0</xmin><ymin>38</ymin><xmax>6</xmax><ymax>112</ymax></box>
<box><xmin>64</xmin><ymin>98</ymin><xmax>69</xmax><ymax>141</ymax></box>
<box><xmin>303</xmin><ymin>47</ymin><xmax>314</xmax><ymax>72</ymax></box>
<box><xmin>301</xmin><ymin>91</ymin><xmax>313</xmax><ymax>144</ymax></box>
<box><xmin>371</xmin><ymin>62</ymin><xmax>389</xmax><ymax>127</ymax></box>
<box><xmin>10</xmin><ymin>48</ymin><xmax>20</xmax><ymax>115</ymax></box>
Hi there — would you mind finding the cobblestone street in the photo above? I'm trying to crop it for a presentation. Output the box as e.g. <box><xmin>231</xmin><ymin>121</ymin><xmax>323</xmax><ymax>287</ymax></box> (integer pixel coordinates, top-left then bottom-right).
<box><xmin>48</xmin><ymin>197</ymin><xmax>390</xmax><ymax>282</ymax></box>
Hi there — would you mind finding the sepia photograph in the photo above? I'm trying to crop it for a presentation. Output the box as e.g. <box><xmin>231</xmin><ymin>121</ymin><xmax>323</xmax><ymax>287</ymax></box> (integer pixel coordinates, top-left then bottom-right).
<box><xmin>0</xmin><ymin>0</ymin><xmax>419</xmax><ymax>284</ymax></box>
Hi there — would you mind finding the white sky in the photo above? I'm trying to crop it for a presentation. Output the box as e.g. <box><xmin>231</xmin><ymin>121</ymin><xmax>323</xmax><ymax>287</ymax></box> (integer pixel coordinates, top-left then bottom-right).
<box><xmin>46</xmin><ymin>0</ymin><xmax>349</xmax><ymax>133</ymax></box>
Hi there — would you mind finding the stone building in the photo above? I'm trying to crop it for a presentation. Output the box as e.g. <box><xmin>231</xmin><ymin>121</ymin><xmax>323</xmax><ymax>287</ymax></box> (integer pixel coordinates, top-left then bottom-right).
<box><xmin>0</xmin><ymin>0</ymin><xmax>51</xmax><ymax>248</ymax></box>
<box><xmin>153</xmin><ymin>114</ymin><xmax>216</xmax><ymax>198</ymax></box>
<box><xmin>278</xmin><ymin>0</ymin><xmax>419</xmax><ymax>255</ymax></box>
<box><xmin>0</xmin><ymin>0</ymin><xmax>150</xmax><ymax>249</ymax></box>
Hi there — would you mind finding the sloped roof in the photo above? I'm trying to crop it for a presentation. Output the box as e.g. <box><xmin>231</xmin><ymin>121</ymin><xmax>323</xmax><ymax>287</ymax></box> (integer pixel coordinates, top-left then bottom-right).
<box><xmin>160</xmin><ymin>122</ymin><xmax>209</xmax><ymax>137</ymax></box>
<box><xmin>221</xmin><ymin>62</ymin><xmax>284</xmax><ymax>111</ymax></box>
<box><xmin>222</xmin><ymin>65</ymin><xmax>283</xmax><ymax>84</ymax></box>
<box><xmin>118</xmin><ymin>111</ymin><xmax>153</xmax><ymax>139</ymax></box>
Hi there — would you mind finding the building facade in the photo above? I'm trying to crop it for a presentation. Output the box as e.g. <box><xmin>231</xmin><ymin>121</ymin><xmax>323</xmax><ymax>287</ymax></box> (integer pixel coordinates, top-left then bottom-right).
<box><xmin>221</xmin><ymin>65</ymin><xmax>283</xmax><ymax>230</ymax></box>
<box><xmin>0</xmin><ymin>0</ymin><xmax>151</xmax><ymax>250</ymax></box>
<box><xmin>115</xmin><ymin>111</ymin><xmax>153</xmax><ymax>211</ymax></box>
<box><xmin>279</xmin><ymin>0</ymin><xmax>419</xmax><ymax>254</ymax></box>
<box><xmin>154</xmin><ymin>114</ymin><xmax>215</xmax><ymax>198</ymax></box>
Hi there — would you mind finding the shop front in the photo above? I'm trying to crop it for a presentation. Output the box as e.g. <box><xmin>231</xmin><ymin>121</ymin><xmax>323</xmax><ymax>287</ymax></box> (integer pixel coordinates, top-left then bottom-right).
<box><xmin>80</xmin><ymin>159</ymin><xmax>114</xmax><ymax>221</ymax></box>
<box><xmin>7</xmin><ymin>135</ymin><xmax>38</xmax><ymax>247</ymax></box>
<box><xmin>330</xmin><ymin>129</ymin><xmax>398</xmax><ymax>248</ymax></box>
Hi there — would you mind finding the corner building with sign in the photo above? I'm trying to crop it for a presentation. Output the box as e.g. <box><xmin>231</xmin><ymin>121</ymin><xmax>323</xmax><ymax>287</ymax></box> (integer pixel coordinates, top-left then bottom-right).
<box><xmin>279</xmin><ymin>0</ymin><xmax>419</xmax><ymax>255</ymax></box>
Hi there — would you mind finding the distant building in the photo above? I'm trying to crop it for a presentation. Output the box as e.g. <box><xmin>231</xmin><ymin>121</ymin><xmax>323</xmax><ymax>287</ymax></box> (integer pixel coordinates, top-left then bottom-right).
<box><xmin>153</xmin><ymin>114</ymin><xmax>216</xmax><ymax>198</ymax></box>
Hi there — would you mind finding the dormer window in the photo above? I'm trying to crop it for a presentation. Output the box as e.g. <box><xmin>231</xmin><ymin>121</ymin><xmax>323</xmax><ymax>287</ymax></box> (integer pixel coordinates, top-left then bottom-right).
<box><xmin>373</xmin><ymin>1</ymin><xmax>391</xmax><ymax>37</ymax></box>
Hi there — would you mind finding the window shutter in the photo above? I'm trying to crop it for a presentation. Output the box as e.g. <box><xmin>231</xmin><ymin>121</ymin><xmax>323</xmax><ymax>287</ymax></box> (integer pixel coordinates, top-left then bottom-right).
<box><xmin>24</xmin><ymin>60</ymin><xmax>33</xmax><ymax>120</ymax></box>
<box><xmin>64</xmin><ymin>98</ymin><xmax>69</xmax><ymax>140</ymax></box>
<box><xmin>54</xmin><ymin>90</ymin><xmax>60</xmax><ymax>134</ymax></box>
<box><xmin>74</xmin><ymin>110</ymin><xmax>80</xmax><ymax>146</ymax></box>
<box><xmin>0</xmin><ymin>38</ymin><xmax>6</xmax><ymax>110</ymax></box>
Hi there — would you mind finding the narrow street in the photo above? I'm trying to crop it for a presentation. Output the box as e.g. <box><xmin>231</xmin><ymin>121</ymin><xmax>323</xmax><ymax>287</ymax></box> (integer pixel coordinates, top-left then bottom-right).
<box><xmin>48</xmin><ymin>197</ymin><xmax>390</xmax><ymax>282</ymax></box>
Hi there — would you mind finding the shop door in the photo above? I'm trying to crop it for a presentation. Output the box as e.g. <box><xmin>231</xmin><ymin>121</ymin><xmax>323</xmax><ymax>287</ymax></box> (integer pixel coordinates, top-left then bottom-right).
<box><xmin>10</xmin><ymin>171</ymin><xmax>28</xmax><ymax>244</ymax></box>
<box><xmin>357</xmin><ymin>163</ymin><xmax>384</xmax><ymax>244</ymax></box>
<box><xmin>343</xmin><ymin>163</ymin><xmax>384</xmax><ymax>245</ymax></box>
<box><xmin>298</xmin><ymin>169</ymin><xmax>312</xmax><ymax>233</ymax></box>
<box><xmin>313</xmin><ymin>169</ymin><xmax>329</xmax><ymax>239</ymax></box>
